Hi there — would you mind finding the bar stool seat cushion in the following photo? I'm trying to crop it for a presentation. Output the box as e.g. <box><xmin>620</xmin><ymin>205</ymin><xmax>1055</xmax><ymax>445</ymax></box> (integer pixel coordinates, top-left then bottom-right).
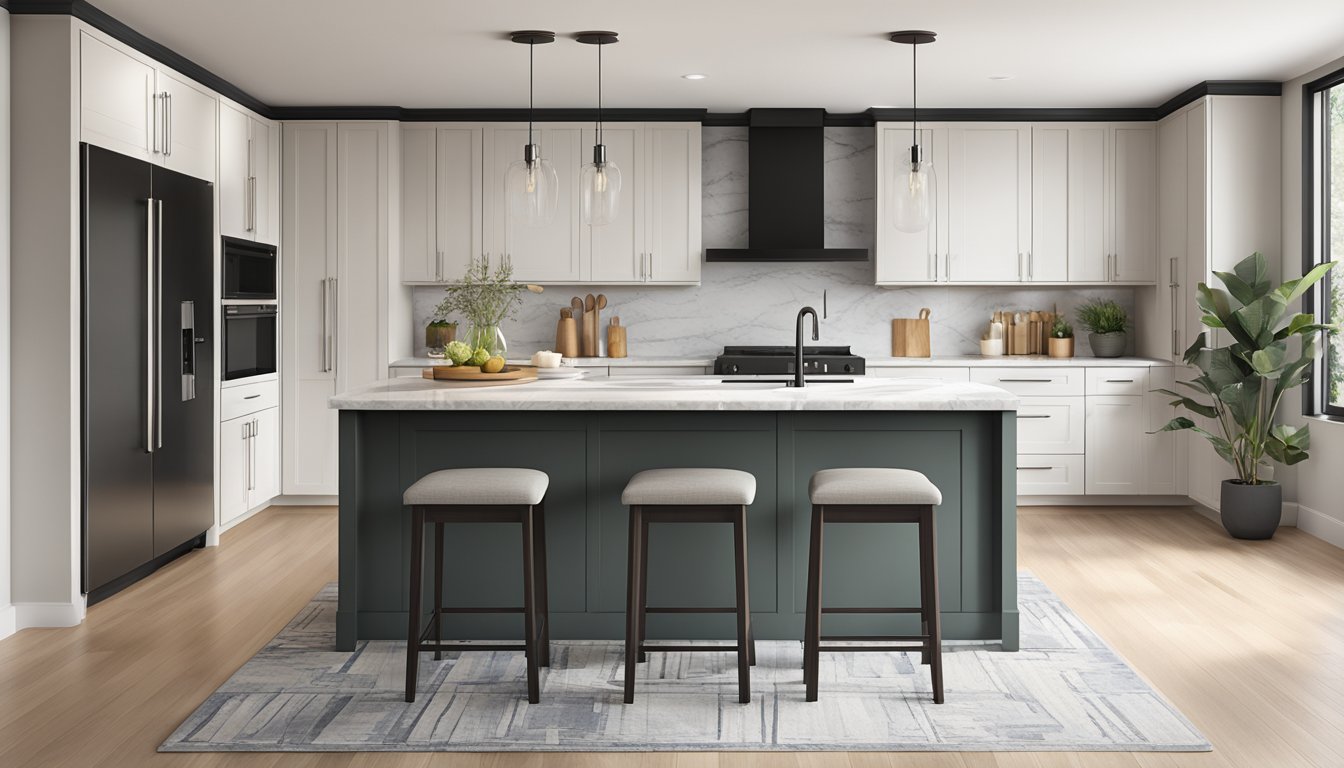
<box><xmin>404</xmin><ymin>468</ymin><xmax>549</xmax><ymax>506</ymax></box>
<box><xmin>621</xmin><ymin>468</ymin><xmax>756</xmax><ymax>506</ymax></box>
<box><xmin>809</xmin><ymin>468</ymin><xmax>942</xmax><ymax>506</ymax></box>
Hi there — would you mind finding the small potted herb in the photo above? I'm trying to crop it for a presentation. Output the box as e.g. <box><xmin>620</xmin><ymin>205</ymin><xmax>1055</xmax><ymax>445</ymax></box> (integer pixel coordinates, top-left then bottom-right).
<box><xmin>1047</xmin><ymin>318</ymin><xmax>1074</xmax><ymax>358</ymax></box>
<box><xmin>425</xmin><ymin>316</ymin><xmax>457</xmax><ymax>354</ymax></box>
<box><xmin>1075</xmin><ymin>299</ymin><xmax>1129</xmax><ymax>358</ymax></box>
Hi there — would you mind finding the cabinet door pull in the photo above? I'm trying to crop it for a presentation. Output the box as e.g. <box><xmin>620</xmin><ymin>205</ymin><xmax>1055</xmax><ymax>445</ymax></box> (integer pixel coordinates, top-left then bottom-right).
<box><xmin>163</xmin><ymin>92</ymin><xmax>172</xmax><ymax>157</ymax></box>
<box><xmin>999</xmin><ymin>378</ymin><xmax>1052</xmax><ymax>383</ymax></box>
<box><xmin>1017</xmin><ymin>466</ymin><xmax>1053</xmax><ymax>470</ymax></box>
<box><xmin>1018</xmin><ymin>414</ymin><xmax>1051</xmax><ymax>419</ymax></box>
<box><xmin>648</xmin><ymin>252</ymin><xmax>654</xmax><ymax>281</ymax></box>
<box><xmin>1028</xmin><ymin>252</ymin><xmax>1034</xmax><ymax>280</ymax></box>
<box><xmin>319</xmin><ymin>279</ymin><xmax>328</xmax><ymax>372</ymax></box>
<box><xmin>1018</xmin><ymin>252</ymin><xmax>1023</xmax><ymax>281</ymax></box>
<box><xmin>243</xmin><ymin>394</ymin><xmax>261</xmax><ymax>400</ymax></box>
<box><xmin>1105</xmin><ymin>378</ymin><xmax>1134</xmax><ymax>383</ymax></box>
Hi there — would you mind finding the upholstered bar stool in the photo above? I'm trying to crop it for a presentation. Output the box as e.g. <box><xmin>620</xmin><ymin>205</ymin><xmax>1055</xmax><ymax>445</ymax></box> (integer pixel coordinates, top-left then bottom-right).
<box><xmin>402</xmin><ymin>467</ymin><xmax>550</xmax><ymax>704</ymax></box>
<box><xmin>803</xmin><ymin>467</ymin><xmax>944</xmax><ymax>703</ymax></box>
<box><xmin>621</xmin><ymin>468</ymin><xmax>758</xmax><ymax>704</ymax></box>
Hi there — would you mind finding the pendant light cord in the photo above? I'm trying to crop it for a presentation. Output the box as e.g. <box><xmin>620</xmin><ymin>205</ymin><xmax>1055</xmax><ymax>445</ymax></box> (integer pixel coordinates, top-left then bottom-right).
<box><xmin>528</xmin><ymin>41</ymin><xmax>536</xmax><ymax>148</ymax></box>
<box><xmin>911</xmin><ymin>42</ymin><xmax>918</xmax><ymax>145</ymax></box>
<box><xmin>596</xmin><ymin>42</ymin><xmax>604</xmax><ymax>146</ymax></box>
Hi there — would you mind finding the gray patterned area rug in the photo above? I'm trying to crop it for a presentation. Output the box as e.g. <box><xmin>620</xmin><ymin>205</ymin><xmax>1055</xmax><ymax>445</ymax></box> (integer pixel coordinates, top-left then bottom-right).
<box><xmin>161</xmin><ymin>575</ymin><xmax>1210</xmax><ymax>752</ymax></box>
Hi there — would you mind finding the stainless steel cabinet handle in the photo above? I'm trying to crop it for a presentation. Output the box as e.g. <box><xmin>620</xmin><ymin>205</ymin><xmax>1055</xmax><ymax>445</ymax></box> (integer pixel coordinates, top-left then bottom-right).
<box><xmin>331</xmin><ymin>277</ymin><xmax>338</xmax><ymax>373</ymax></box>
<box><xmin>945</xmin><ymin>253</ymin><xmax>951</xmax><ymax>281</ymax></box>
<box><xmin>1105</xmin><ymin>379</ymin><xmax>1135</xmax><ymax>383</ymax></box>
<box><xmin>1017</xmin><ymin>466</ymin><xmax>1053</xmax><ymax>470</ymax></box>
<box><xmin>1028</xmin><ymin>252</ymin><xmax>1034</xmax><ymax>280</ymax></box>
<box><xmin>165</xmin><ymin>92</ymin><xmax>172</xmax><ymax>157</ymax></box>
<box><xmin>145</xmin><ymin>199</ymin><xmax>155</xmax><ymax>453</ymax></box>
<box><xmin>243</xmin><ymin>394</ymin><xmax>261</xmax><ymax>400</ymax></box>
<box><xmin>319</xmin><ymin>279</ymin><xmax>328</xmax><ymax>373</ymax></box>
<box><xmin>250</xmin><ymin>418</ymin><xmax>259</xmax><ymax>491</ymax></box>
<box><xmin>999</xmin><ymin>378</ymin><xmax>1052</xmax><ymax>383</ymax></box>
<box><xmin>1112</xmin><ymin>252</ymin><xmax>1119</xmax><ymax>280</ymax></box>
<box><xmin>156</xmin><ymin>199</ymin><xmax>163</xmax><ymax>449</ymax></box>
<box><xmin>1173</xmin><ymin>328</ymin><xmax>1180</xmax><ymax>357</ymax></box>
<box><xmin>248</xmin><ymin>177</ymin><xmax>257</xmax><ymax>233</ymax></box>
<box><xmin>1018</xmin><ymin>414</ymin><xmax>1051</xmax><ymax>419</ymax></box>
<box><xmin>648</xmin><ymin>252</ymin><xmax>653</xmax><ymax>281</ymax></box>
<box><xmin>1018</xmin><ymin>252</ymin><xmax>1023</xmax><ymax>281</ymax></box>
<box><xmin>243</xmin><ymin>420</ymin><xmax>251</xmax><ymax>492</ymax></box>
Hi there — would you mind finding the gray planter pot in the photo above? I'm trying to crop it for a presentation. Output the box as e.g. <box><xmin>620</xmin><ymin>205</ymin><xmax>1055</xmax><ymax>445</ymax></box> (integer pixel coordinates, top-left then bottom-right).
<box><xmin>1220</xmin><ymin>480</ymin><xmax>1282</xmax><ymax>540</ymax></box>
<box><xmin>1088</xmin><ymin>331</ymin><xmax>1127</xmax><ymax>358</ymax></box>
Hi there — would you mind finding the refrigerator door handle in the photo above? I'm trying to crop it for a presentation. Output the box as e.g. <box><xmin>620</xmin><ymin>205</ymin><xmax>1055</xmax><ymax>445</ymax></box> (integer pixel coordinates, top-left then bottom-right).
<box><xmin>156</xmin><ymin>199</ymin><xmax>164</xmax><ymax>448</ymax></box>
<box><xmin>145</xmin><ymin>198</ymin><xmax>155</xmax><ymax>453</ymax></box>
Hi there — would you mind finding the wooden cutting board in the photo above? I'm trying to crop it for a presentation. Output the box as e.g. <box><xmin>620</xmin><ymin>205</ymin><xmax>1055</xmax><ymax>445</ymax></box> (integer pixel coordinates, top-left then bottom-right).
<box><xmin>422</xmin><ymin>365</ymin><xmax>538</xmax><ymax>382</ymax></box>
<box><xmin>891</xmin><ymin>308</ymin><xmax>932</xmax><ymax>357</ymax></box>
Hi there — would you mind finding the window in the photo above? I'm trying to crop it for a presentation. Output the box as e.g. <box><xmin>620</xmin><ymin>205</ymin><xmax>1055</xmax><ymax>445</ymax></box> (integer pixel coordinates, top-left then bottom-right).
<box><xmin>1306</xmin><ymin>68</ymin><xmax>1344</xmax><ymax>418</ymax></box>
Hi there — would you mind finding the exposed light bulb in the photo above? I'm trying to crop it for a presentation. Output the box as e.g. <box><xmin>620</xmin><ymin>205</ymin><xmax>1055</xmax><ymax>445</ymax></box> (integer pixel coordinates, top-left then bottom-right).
<box><xmin>892</xmin><ymin>145</ymin><xmax>935</xmax><ymax>233</ymax></box>
<box><xmin>581</xmin><ymin>147</ymin><xmax>622</xmax><ymax>226</ymax></box>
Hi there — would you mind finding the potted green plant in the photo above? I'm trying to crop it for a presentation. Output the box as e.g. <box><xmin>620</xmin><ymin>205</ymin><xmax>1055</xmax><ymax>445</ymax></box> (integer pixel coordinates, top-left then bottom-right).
<box><xmin>424</xmin><ymin>316</ymin><xmax>457</xmax><ymax>354</ymax></box>
<box><xmin>1158</xmin><ymin>252</ymin><xmax>1338</xmax><ymax>539</ymax></box>
<box><xmin>1048</xmin><ymin>318</ymin><xmax>1074</xmax><ymax>358</ymax></box>
<box><xmin>435</xmin><ymin>256</ymin><xmax>535</xmax><ymax>358</ymax></box>
<box><xmin>1076</xmin><ymin>299</ymin><xmax>1129</xmax><ymax>357</ymax></box>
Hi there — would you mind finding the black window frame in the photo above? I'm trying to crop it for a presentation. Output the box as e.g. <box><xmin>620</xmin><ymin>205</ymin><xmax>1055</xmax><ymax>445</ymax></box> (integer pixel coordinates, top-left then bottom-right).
<box><xmin>1303</xmin><ymin>66</ymin><xmax>1344</xmax><ymax>419</ymax></box>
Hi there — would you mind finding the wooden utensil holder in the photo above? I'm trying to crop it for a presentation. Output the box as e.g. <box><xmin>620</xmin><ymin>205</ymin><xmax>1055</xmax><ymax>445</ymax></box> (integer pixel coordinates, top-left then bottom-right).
<box><xmin>607</xmin><ymin>319</ymin><xmax>627</xmax><ymax>358</ymax></box>
<box><xmin>555</xmin><ymin>317</ymin><xmax>578</xmax><ymax>358</ymax></box>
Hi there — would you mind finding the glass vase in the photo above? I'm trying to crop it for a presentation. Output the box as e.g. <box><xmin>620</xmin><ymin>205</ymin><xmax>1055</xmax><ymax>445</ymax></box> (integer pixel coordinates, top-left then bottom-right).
<box><xmin>467</xmin><ymin>323</ymin><xmax>507</xmax><ymax>359</ymax></box>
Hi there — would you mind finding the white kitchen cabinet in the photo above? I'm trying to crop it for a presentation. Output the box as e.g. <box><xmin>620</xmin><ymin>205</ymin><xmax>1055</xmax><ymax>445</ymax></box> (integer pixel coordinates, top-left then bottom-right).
<box><xmin>220</xmin><ymin>101</ymin><xmax>279</xmax><ymax>244</ymax></box>
<box><xmin>483</xmin><ymin>125</ymin><xmax>584</xmax><ymax>282</ymax></box>
<box><xmin>969</xmin><ymin>367</ymin><xmax>1085</xmax><ymax>396</ymax></box>
<box><xmin>1016</xmin><ymin>455</ymin><xmax>1085</xmax><ymax>495</ymax></box>
<box><xmin>585</xmin><ymin>125</ymin><xmax>644</xmax><ymax>282</ymax></box>
<box><xmin>1109</xmin><ymin>126</ymin><xmax>1158</xmax><ymax>282</ymax></box>
<box><xmin>400</xmin><ymin>124</ymin><xmax>483</xmax><ymax>283</ymax></box>
<box><xmin>643</xmin><ymin>122</ymin><xmax>703</xmax><ymax>284</ymax></box>
<box><xmin>1030</xmin><ymin>124</ymin><xmax>1110</xmax><ymax>283</ymax></box>
<box><xmin>946</xmin><ymin>124</ymin><xmax>1031</xmax><ymax>283</ymax></box>
<box><xmin>80</xmin><ymin>33</ymin><xmax>155</xmax><ymax>162</ymax></box>
<box><xmin>282</xmin><ymin>121</ymin><xmax>400</xmax><ymax>496</ymax></box>
<box><xmin>868</xmin><ymin>366</ymin><xmax>970</xmax><ymax>382</ymax></box>
<box><xmin>158</xmin><ymin>70</ymin><xmax>217</xmax><ymax>183</ymax></box>
<box><xmin>875</xmin><ymin>125</ymin><xmax>946</xmax><ymax>284</ymax></box>
<box><xmin>78</xmin><ymin>32</ymin><xmax>217</xmax><ymax>183</ymax></box>
<box><xmin>1154</xmin><ymin>109</ymin><xmax>1188</xmax><ymax>361</ymax></box>
<box><xmin>1085</xmin><ymin>395</ymin><xmax>1147</xmax><ymax>494</ymax></box>
<box><xmin>220</xmin><ymin>408</ymin><xmax>280</xmax><ymax>526</ymax></box>
<box><xmin>1017</xmin><ymin>396</ymin><xmax>1085</xmax><ymax>454</ymax></box>
<box><xmin>1145</xmin><ymin>367</ymin><xmax>1186</xmax><ymax>496</ymax></box>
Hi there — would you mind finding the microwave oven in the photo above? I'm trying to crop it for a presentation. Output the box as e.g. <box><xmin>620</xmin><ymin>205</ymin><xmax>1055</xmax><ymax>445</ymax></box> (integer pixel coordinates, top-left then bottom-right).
<box><xmin>222</xmin><ymin>236</ymin><xmax>277</xmax><ymax>301</ymax></box>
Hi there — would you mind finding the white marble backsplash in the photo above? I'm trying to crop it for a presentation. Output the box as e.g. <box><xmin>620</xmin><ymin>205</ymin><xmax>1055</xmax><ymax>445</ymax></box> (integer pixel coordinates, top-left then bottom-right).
<box><xmin>412</xmin><ymin>127</ymin><xmax>1136</xmax><ymax>359</ymax></box>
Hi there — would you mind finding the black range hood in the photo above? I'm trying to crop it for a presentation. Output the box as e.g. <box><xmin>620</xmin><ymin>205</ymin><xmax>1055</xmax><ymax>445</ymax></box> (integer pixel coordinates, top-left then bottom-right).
<box><xmin>705</xmin><ymin>108</ymin><xmax>867</xmax><ymax>262</ymax></box>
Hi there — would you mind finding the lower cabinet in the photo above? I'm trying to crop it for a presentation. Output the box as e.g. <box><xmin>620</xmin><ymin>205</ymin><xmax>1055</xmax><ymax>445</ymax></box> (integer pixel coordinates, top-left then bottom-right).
<box><xmin>220</xmin><ymin>406</ymin><xmax>280</xmax><ymax>526</ymax></box>
<box><xmin>1016</xmin><ymin>455</ymin><xmax>1085</xmax><ymax>495</ymax></box>
<box><xmin>1084</xmin><ymin>395</ymin><xmax>1147</xmax><ymax>494</ymax></box>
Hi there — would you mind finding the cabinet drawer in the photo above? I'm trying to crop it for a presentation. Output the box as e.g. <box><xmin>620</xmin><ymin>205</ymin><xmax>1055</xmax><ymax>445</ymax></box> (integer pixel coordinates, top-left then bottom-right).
<box><xmin>868</xmin><ymin>367</ymin><xmax>971</xmax><ymax>382</ymax></box>
<box><xmin>1086</xmin><ymin>367</ymin><xmax>1150</xmax><ymax>396</ymax></box>
<box><xmin>608</xmin><ymin>365</ymin><xmax>710</xmax><ymax>377</ymax></box>
<box><xmin>970</xmin><ymin>367</ymin><xmax>1083</xmax><ymax>396</ymax></box>
<box><xmin>1017</xmin><ymin>396</ymin><xmax>1085</xmax><ymax>454</ymax></box>
<box><xmin>1016</xmin><ymin>455</ymin><xmax>1084</xmax><ymax>495</ymax></box>
<box><xmin>222</xmin><ymin>380</ymin><xmax>279</xmax><ymax>421</ymax></box>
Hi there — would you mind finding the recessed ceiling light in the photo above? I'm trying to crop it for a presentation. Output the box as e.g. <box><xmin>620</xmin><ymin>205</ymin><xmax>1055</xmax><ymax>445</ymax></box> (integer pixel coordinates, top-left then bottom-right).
<box><xmin>681</xmin><ymin>73</ymin><xmax>708</xmax><ymax>80</ymax></box>
<box><xmin>988</xmin><ymin>75</ymin><xmax>1014</xmax><ymax>81</ymax></box>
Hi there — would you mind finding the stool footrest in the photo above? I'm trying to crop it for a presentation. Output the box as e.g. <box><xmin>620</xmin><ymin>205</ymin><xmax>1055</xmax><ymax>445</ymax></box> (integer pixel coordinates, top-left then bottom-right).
<box><xmin>644</xmin><ymin>606</ymin><xmax>737</xmax><ymax>614</ymax></box>
<box><xmin>435</xmin><ymin>606</ymin><xmax>525</xmax><ymax>614</ymax></box>
<box><xmin>640</xmin><ymin>643</ymin><xmax>746</xmax><ymax>654</ymax></box>
<box><xmin>417</xmin><ymin>641</ymin><xmax>528</xmax><ymax>653</ymax></box>
<box><xmin>821</xmin><ymin>634</ymin><xmax>929</xmax><ymax>642</ymax></box>
<box><xmin>821</xmin><ymin>606</ymin><xmax>923</xmax><ymax>614</ymax></box>
<box><xmin>819</xmin><ymin>644</ymin><xmax>929</xmax><ymax>653</ymax></box>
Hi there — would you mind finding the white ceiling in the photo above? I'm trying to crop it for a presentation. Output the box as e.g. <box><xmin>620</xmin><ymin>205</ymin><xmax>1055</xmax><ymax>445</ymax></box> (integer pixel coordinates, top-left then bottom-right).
<box><xmin>90</xmin><ymin>0</ymin><xmax>1344</xmax><ymax>111</ymax></box>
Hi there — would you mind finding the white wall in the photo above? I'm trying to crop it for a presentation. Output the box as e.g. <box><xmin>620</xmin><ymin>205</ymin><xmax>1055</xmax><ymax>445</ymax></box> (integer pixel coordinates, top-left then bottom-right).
<box><xmin>1282</xmin><ymin>52</ymin><xmax>1344</xmax><ymax>548</ymax></box>
<box><xmin>0</xmin><ymin>7</ymin><xmax>14</xmax><ymax>640</ymax></box>
<box><xmin>8</xmin><ymin>16</ymin><xmax>84</xmax><ymax>628</ymax></box>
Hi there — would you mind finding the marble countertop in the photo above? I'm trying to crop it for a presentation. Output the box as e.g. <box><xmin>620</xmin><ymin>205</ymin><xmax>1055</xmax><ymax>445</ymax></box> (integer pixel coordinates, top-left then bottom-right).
<box><xmin>390</xmin><ymin>355</ymin><xmax>1171</xmax><ymax>369</ymax></box>
<box><xmin>330</xmin><ymin>375</ymin><xmax>1019</xmax><ymax>412</ymax></box>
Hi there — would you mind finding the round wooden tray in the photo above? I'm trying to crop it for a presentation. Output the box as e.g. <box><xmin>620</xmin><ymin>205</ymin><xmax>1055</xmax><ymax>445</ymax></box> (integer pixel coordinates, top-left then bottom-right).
<box><xmin>423</xmin><ymin>364</ymin><xmax>538</xmax><ymax>382</ymax></box>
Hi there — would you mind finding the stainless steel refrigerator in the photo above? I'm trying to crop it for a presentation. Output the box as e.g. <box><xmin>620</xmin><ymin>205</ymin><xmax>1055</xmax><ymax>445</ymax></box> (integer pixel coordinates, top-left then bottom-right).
<box><xmin>81</xmin><ymin>143</ymin><xmax>214</xmax><ymax>603</ymax></box>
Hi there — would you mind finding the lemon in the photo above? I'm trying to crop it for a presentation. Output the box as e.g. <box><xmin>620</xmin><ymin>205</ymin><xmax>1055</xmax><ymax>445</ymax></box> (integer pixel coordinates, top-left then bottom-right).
<box><xmin>482</xmin><ymin>356</ymin><xmax>505</xmax><ymax>374</ymax></box>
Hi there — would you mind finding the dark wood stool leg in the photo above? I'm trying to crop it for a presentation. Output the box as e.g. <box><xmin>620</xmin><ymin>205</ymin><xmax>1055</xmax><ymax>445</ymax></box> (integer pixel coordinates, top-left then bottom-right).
<box><xmin>520</xmin><ymin>504</ymin><xmax>540</xmax><ymax>704</ymax></box>
<box><xmin>637</xmin><ymin>512</ymin><xmax>650</xmax><ymax>663</ymax></box>
<box><xmin>623</xmin><ymin>505</ymin><xmax>643</xmax><ymax>704</ymax></box>
<box><xmin>920</xmin><ymin>505</ymin><xmax>944</xmax><ymax>704</ymax></box>
<box><xmin>917</xmin><ymin>513</ymin><xmax>931</xmax><ymax>667</ymax></box>
<box><xmin>405</xmin><ymin>507</ymin><xmax>425</xmax><ymax>703</ymax></box>
<box><xmin>534</xmin><ymin>498</ymin><xmax>551</xmax><ymax>668</ymax></box>
<box><xmin>804</xmin><ymin>504</ymin><xmax>824</xmax><ymax>702</ymax></box>
<box><xmin>732</xmin><ymin>504</ymin><xmax>752</xmax><ymax>704</ymax></box>
<box><xmin>433</xmin><ymin>521</ymin><xmax>444</xmax><ymax>661</ymax></box>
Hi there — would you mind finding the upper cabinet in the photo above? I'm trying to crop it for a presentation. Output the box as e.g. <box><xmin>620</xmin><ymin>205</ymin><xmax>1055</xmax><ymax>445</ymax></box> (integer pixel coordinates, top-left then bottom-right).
<box><xmin>401</xmin><ymin>122</ymin><xmax>701</xmax><ymax>285</ymax></box>
<box><xmin>79</xmin><ymin>33</ymin><xmax>217</xmax><ymax>183</ymax></box>
<box><xmin>220</xmin><ymin>101</ymin><xmax>280</xmax><ymax>245</ymax></box>
<box><xmin>874</xmin><ymin>121</ymin><xmax>1157</xmax><ymax>286</ymax></box>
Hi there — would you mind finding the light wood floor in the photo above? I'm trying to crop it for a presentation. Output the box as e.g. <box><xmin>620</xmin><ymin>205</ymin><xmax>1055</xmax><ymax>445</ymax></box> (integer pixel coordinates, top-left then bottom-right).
<box><xmin>2</xmin><ymin>504</ymin><xmax>1341</xmax><ymax>768</ymax></box>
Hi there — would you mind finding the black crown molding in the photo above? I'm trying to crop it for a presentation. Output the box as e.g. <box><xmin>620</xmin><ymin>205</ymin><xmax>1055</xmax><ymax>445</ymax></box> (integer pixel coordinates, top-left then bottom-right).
<box><xmin>6</xmin><ymin>1</ymin><xmax>1285</xmax><ymax>127</ymax></box>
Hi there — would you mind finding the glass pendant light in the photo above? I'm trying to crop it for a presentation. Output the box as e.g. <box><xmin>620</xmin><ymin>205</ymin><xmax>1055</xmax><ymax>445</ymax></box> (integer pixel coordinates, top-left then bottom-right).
<box><xmin>506</xmin><ymin>31</ymin><xmax>559</xmax><ymax>227</ymax></box>
<box><xmin>577</xmin><ymin>31</ymin><xmax>622</xmax><ymax>226</ymax></box>
<box><xmin>889</xmin><ymin>31</ymin><xmax>938</xmax><ymax>234</ymax></box>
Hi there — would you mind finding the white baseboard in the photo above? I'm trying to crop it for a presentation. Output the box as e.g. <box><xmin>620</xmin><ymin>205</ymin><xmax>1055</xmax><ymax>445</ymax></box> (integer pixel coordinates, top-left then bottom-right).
<box><xmin>14</xmin><ymin>600</ymin><xmax>84</xmax><ymax>630</ymax></box>
<box><xmin>271</xmin><ymin>495</ymin><xmax>338</xmax><ymax>506</ymax></box>
<box><xmin>1280</xmin><ymin>502</ymin><xmax>1299</xmax><ymax>527</ymax></box>
<box><xmin>0</xmin><ymin>604</ymin><xmax>16</xmax><ymax>641</ymax></box>
<box><xmin>217</xmin><ymin>500</ymin><xmax>276</xmax><ymax>535</ymax></box>
<box><xmin>1018</xmin><ymin>495</ymin><xmax>1190</xmax><ymax>507</ymax></box>
<box><xmin>1297</xmin><ymin>504</ymin><xmax>1344</xmax><ymax>549</ymax></box>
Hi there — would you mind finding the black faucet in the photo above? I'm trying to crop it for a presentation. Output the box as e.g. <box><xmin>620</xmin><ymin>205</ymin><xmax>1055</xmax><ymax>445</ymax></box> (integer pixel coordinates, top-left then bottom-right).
<box><xmin>794</xmin><ymin>306</ymin><xmax>819</xmax><ymax>388</ymax></box>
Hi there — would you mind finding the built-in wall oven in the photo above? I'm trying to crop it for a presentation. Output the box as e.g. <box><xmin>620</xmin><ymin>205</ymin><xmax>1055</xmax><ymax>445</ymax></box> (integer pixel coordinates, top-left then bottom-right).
<box><xmin>222</xmin><ymin>304</ymin><xmax>278</xmax><ymax>382</ymax></box>
<box><xmin>222</xmin><ymin>236</ymin><xmax>277</xmax><ymax>301</ymax></box>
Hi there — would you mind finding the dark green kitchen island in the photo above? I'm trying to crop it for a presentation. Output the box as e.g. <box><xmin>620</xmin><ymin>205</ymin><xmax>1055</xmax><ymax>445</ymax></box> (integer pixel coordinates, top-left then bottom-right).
<box><xmin>331</xmin><ymin>376</ymin><xmax>1019</xmax><ymax>651</ymax></box>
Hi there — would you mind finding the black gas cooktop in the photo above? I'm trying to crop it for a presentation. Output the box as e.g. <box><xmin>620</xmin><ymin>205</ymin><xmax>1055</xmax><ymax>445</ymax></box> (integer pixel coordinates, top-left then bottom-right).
<box><xmin>713</xmin><ymin>345</ymin><xmax>865</xmax><ymax>376</ymax></box>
